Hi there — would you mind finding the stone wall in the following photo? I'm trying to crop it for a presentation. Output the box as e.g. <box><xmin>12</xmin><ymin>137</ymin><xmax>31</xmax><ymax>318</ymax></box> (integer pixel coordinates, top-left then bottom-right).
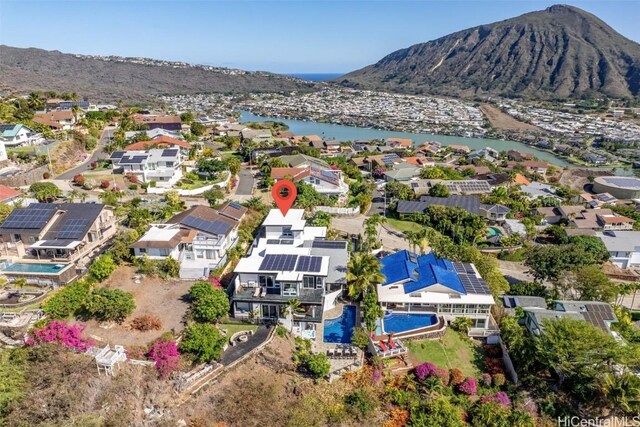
<box><xmin>0</xmin><ymin>165</ymin><xmax>51</xmax><ymax>187</ymax></box>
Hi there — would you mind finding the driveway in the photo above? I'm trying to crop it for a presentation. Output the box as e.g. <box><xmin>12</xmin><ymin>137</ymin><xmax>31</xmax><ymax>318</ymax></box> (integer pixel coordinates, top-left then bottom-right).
<box><xmin>235</xmin><ymin>166</ymin><xmax>254</xmax><ymax>196</ymax></box>
<box><xmin>368</xmin><ymin>187</ymin><xmax>386</xmax><ymax>216</ymax></box>
<box><xmin>57</xmin><ymin>127</ymin><xmax>114</xmax><ymax>180</ymax></box>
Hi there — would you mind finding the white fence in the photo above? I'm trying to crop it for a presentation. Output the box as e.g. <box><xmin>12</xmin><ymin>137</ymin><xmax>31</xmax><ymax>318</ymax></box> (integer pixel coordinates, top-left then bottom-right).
<box><xmin>313</xmin><ymin>206</ymin><xmax>360</xmax><ymax>216</ymax></box>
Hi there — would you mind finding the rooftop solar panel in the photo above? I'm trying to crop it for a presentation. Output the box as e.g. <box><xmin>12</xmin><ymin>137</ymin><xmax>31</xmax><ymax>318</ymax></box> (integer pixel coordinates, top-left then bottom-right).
<box><xmin>295</xmin><ymin>255</ymin><xmax>322</xmax><ymax>272</ymax></box>
<box><xmin>259</xmin><ymin>254</ymin><xmax>297</xmax><ymax>271</ymax></box>
<box><xmin>0</xmin><ymin>124</ymin><xmax>16</xmax><ymax>132</ymax></box>
<box><xmin>0</xmin><ymin>207</ymin><xmax>56</xmax><ymax>230</ymax></box>
<box><xmin>312</xmin><ymin>240</ymin><xmax>347</xmax><ymax>249</ymax></box>
<box><xmin>182</xmin><ymin>215</ymin><xmax>231</xmax><ymax>236</ymax></box>
<box><xmin>56</xmin><ymin>218</ymin><xmax>89</xmax><ymax>240</ymax></box>
<box><xmin>162</xmin><ymin>149</ymin><xmax>179</xmax><ymax>157</ymax></box>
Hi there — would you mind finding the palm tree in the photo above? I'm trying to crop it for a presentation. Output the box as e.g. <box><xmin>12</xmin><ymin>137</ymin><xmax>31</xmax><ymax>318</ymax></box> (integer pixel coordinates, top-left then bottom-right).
<box><xmin>283</xmin><ymin>298</ymin><xmax>304</xmax><ymax>332</ymax></box>
<box><xmin>346</xmin><ymin>253</ymin><xmax>385</xmax><ymax>301</ymax></box>
<box><xmin>601</xmin><ymin>372</ymin><xmax>640</xmax><ymax>415</ymax></box>
<box><xmin>404</xmin><ymin>230</ymin><xmax>420</xmax><ymax>253</ymax></box>
<box><xmin>67</xmin><ymin>189</ymin><xmax>81</xmax><ymax>202</ymax></box>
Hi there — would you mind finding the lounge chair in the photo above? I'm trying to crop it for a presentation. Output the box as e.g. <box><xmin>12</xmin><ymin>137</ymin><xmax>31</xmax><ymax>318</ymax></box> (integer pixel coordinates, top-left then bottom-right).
<box><xmin>326</xmin><ymin>349</ymin><xmax>334</xmax><ymax>358</ymax></box>
<box><xmin>388</xmin><ymin>339</ymin><xmax>396</xmax><ymax>349</ymax></box>
<box><xmin>379</xmin><ymin>340</ymin><xmax>389</xmax><ymax>352</ymax></box>
<box><xmin>260</xmin><ymin>288</ymin><xmax>267</xmax><ymax>297</ymax></box>
<box><xmin>253</xmin><ymin>288</ymin><xmax>260</xmax><ymax>297</ymax></box>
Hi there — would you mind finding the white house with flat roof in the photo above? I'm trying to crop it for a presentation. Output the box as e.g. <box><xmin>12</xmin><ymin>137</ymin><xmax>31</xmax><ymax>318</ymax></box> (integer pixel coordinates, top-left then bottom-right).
<box><xmin>596</xmin><ymin>231</ymin><xmax>640</xmax><ymax>269</ymax></box>
<box><xmin>232</xmin><ymin>209</ymin><xmax>348</xmax><ymax>340</ymax></box>
<box><xmin>110</xmin><ymin>148</ymin><xmax>183</xmax><ymax>188</ymax></box>
<box><xmin>376</xmin><ymin>250</ymin><xmax>496</xmax><ymax>337</ymax></box>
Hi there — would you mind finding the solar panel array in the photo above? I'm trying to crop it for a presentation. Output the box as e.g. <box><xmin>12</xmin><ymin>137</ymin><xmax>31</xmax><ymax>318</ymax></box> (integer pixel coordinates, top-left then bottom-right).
<box><xmin>110</xmin><ymin>151</ymin><xmax>125</xmax><ymax>159</ymax></box>
<box><xmin>162</xmin><ymin>149</ymin><xmax>179</xmax><ymax>157</ymax></box>
<box><xmin>121</xmin><ymin>155</ymin><xmax>148</xmax><ymax>164</ymax></box>
<box><xmin>295</xmin><ymin>256</ymin><xmax>322</xmax><ymax>272</ymax></box>
<box><xmin>0</xmin><ymin>124</ymin><xmax>16</xmax><ymax>132</ymax></box>
<box><xmin>266</xmin><ymin>239</ymin><xmax>294</xmax><ymax>245</ymax></box>
<box><xmin>583</xmin><ymin>304</ymin><xmax>616</xmax><ymax>331</ymax></box>
<box><xmin>229</xmin><ymin>202</ymin><xmax>243</xmax><ymax>209</ymax></box>
<box><xmin>445</xmin><ymin>181</ymin><xmax>492</xmax><ymax>194</ymax></box>
<box><xmin>1</xmin><ymin>208</ymin><xmax>55</xmax><ymax>230</ymax></box>
<box><xmin>453</xmin><ymin>262</ymin><xmax>491</xmax><ymax>295</ymax></box>
<box><xmin>382</xmin><ymin>154</ymin><xmax>401</xmax><ymax>165</ymax></box>
<box><xmin>182</xmin><ymin>215</ymin><xmax>231</xmax><ymax>236</ymax></box>
<box><xmin>41</xmin><ymin>240</ymin><xmax>73</xmax><ymax>247</ymax></box>
<box><xmin>56</xmin><ymin>219</ymin><xmax>90</xmax><ymax>239</ymax></box>
<box><xmin>260</xmin><ymin>254</ymin><xmax>297</xmax><ymax>271</ymax></box>
<box><xmin>312</xmin><ymin>240</ymin><xmax>347</xmax><ymax>249</ymax></box>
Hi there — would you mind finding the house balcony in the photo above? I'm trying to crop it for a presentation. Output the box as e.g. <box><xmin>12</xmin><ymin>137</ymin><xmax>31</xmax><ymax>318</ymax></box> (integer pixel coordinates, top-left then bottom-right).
<box><xmin>233</xmin><ymin>285</ymin><xmax>324</xmax><ymax>305</ymax></box>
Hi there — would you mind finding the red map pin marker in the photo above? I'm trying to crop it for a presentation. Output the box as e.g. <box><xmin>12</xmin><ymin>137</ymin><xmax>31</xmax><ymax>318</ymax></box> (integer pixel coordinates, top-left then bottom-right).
<box><xmin>272</xmin><ymin>180</ymin><xmax>297</xmax><ymax>217</ymax></box>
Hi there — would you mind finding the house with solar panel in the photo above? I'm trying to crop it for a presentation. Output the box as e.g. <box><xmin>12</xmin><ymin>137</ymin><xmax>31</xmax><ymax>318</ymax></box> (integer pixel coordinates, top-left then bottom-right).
<box><xmin>0</xmin><ymin>203</ymin><xmax>117</xmax><ymax>285</ymax></box>
<box><xmin>109</xmin><ymin>148</ymin><xmax>183</xmax><ymax>188</ymax></box>
<box><xmin>0</xmin><ymin>124</ymin><xmax>44</xmax><ymax>147</ymax></box>
<box><xmin>376</xmin><ymin>250</ymin><xmax>497</xmax><ymax>338</ymax></box>
<box><xmin>270</xmin><ymin>166</ymin><xmax>349</xmax><ymax>196</ymax></box>
<box><xmin>232</xmin><ymin>209</ymin><xmax>348</xmax><ymax>340</ymax></box>
<box><xmin>396</xmin><ymin>195</ymin><xmax>509</xmax><ymax>223</ymax></box>
<box><xmin>131</xmin><ymin>203</ymin><xmax>247</xmax><ymax>279</ymax></box>
<box><xmin>522</xmin><ymin>300</ymin><xmax>618</xmax><ymax>336</ymax></box>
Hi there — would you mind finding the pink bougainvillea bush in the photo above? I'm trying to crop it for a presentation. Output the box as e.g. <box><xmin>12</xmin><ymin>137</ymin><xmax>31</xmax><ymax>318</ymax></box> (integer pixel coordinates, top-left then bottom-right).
<box><xmin>208</xmin><ymin>276</ymin><xmax>222</xmax><ymax>288</ymax></box>
<box><xmin>480</xmin><ymin>391</ymin><xmax>511</xmax><ymax>407</ymax></box>
<box><xmin>27</xmin><ymin>321</ymin><xmax>93</xmax><ymax>352</ymax></box>
<box><xmin>414</xmin><ymin>362</ymin><xmax>438</xmax><ymax>381</ymax></box>
<box><xmin>458</xmin><ymin>376</ymin><xmax>478</xmax><ymax>395</ymax></box>
<box><xmin>435</xmin><ymin>368</ymin><xmax>450</xmax><ymax>386</ymax></box>
<box><xmin>148</xmin><ymin>340</ymin><xmax>181</xmax><ymax>378</ymax></box>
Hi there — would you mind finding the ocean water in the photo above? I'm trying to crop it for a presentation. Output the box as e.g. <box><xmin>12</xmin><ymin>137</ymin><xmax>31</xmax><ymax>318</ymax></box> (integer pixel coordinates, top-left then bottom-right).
<box><xmin>287</xmin><ymin>73</ymin><xmax>344</xmax><ymax>82</ymax></box>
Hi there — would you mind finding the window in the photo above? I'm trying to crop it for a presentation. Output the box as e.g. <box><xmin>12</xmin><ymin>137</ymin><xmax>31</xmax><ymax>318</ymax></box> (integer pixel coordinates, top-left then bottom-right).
<box><xmin>13</xmin><ymin>234</ymin><xmax>21</xmax><ymax>242</ymax></box>
<box><xmin>139</xmin><ymin>248</ymin><xmax>146</xmax><ymax>253</ymax></box>
<box><xmin>303</xmin><ymin>276</ymin><xmax>315</xmax><ymax>289</ymax></box>
<box><xmin>316</xmin><ymin>276</ymin><xmax>323</xmax><ymax>289</ymax></box>
<box><xmin>283</xmin><ymin>283</ymin><xmax>297</xmax><ymax>296</ymax></box>
<box><xmin>282</xmin><ymin>226</ymin><xmax>293</xmax><ymax>238</ymax></box>
<box><xmin>259</xmin><ymin>275</ymin><xmax>276</xmax><ymax>288</ymax></box>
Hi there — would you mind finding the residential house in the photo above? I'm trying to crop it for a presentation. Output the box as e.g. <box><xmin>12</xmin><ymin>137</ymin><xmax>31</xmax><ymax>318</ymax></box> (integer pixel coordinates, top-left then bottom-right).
<box><xmin>0</xmin><ymin>185</ymin><xmax>22</xmax><ymax>205</ymax></box>
<box><xmin>124</xmin><ymin>129</ymin><xmax>184</xmax><ymax>141</ymax></box>
<box><xmin>502</xmin><ymin>295</ymin><xmax>547</xmax><ymax>312</ymax></box>
<box><xmin>45</xmin><ymin>99</ymin><xmax>90</xmax><ymax>111</ymax></box>
<box><xmin>506</xmin><ymin>160</ymin><xmax>549</xmax><ymax>176</ymax></box>
<box><xmin>596</xmin><ymin>231</ymin><xmax>640</xmax><ymax>269</ymax></box>
<box><xmin>132</xmin><ymin>203</ymin><xmax>247</xmax><ymax>278</ymax></box>
<box><xmin>132</xmin><ymin>114</ymin><xmax>182</xmax><ymax>131</ymax></box>
<box><xmin>396</xmin><ymin>195</ymin><xmax>509</xmax><ymax>222</ymax></box>
<box><xmin>292</xmin><ymin>135</ymin><xmax>322</xmax><ymax>145</ymax></box>
<box><xmin>448</xmin><ymin>145</ymin><xmax>471</xmax><ymax>154</ymax></box>
<box><xmin>0</xmin><ymin>203</ymin><xmax>116</xmax><ymax>284</ymax></box>
<box><xmin>471</xmin><ymin>172</ymin><xmax>510</xmax><ymax>186</ymax></box>
<box><xmin>583</xmin><ymin>153</ymin><xmax>608</xmax><ymax>165</ymax></box>
<box><xmin>232</xmin><ymin>209</ymin><xmax>349</xmax><ymax>340</ymax></box>
<box><xmin>110</xmin><ymin>148</ymin><xmax>183</xmax><ymax>188</ymax></box>
<box><xmin>579</xmin><ymin>192</ymin><xmax>618</xmax><ymax>208</ymax></box>
<box><xmin>377</xmin><ymin>250</ymin><xmax>497</xmax><ymax>336</ymax></box>
<box><xmin>271</xmin><ymin>166</ymin><xmax>348</xmax><ymax>196</ymax></box>
<box><xmin>504</xmin><ymin>219</ymin><xmax>527</xmax><ymax>236</ymax></box>
<box><xmin>124</xmin><ymin>136</ymin><xmax>191</xmax><ymax>154</ymax></box>
<box><xmin>415</xmin><ymin>141</ymin><xmax>443</xmax><ymax>156</ymax></box>
<box><xmin>468</xmin><ymin>147</ymin><xmax>500</xmax><ymax>163</ymax></box>
<box><xmin>519</xmin><ymin>181</ymin><xmax>561</xmax><ymax>201</ymax></box>
<box><xmin>241</xmin><ymin>128</ymin><xmax>273</xmax><ymax>142</ymax></box>
<box><xmin>0</xmin><ymin>124</ymin><xmax>44</xmax><ymax>147</ymax></box>
<box><xmin>409</xmin><ymin>179</ymin><xmax>492</xmax><ymax>197</ymax></box>
<box><xmin>32</xmin><ymin>111</ymin><xmax>76</xmax><ymax>131</ymax></box>
<box><xmin>506</xmin><ymin>150</ymin><xmax>534</xmax><ymax>162</ymax></box>
<box><xmin>384</xmin><ymin>164</ymin><xmax>421</xmax><ymax>182</ymax></box>
<box><xmin>386</xmin><ymin>137</ymin><xmax>413</xmax><ymax>149</ymax></box>
<box><xmin>351</xmin><ymin>153</ymin><xmax>404</xmax><ymax>172</ymax></box>
<box><xmin>524</xmin><ymin>301</ymin><xmax>617</xmax><ymax>336</ymax></box>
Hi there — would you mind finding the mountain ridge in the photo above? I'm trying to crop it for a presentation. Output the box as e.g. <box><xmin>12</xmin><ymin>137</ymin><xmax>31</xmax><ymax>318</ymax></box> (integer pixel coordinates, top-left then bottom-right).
<box><xmin>0</xmin><ymin>45</ymin><xmax>317</xmax><ymax>102</ymax></box>
<box><xmin>338</xmin><ymin>5</ymin><xmax>640</xmax><ymax>100</ymax></box>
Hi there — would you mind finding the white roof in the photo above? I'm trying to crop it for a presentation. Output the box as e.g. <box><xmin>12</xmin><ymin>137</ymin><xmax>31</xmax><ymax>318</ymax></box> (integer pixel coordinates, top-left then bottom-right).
<box><xmin>263</xmin><ymin>209</ymin><xmax>306</xmax><ymax>229</ymax></box>
<box><xmin>376</xmin><ymin>285</ymin><xmax>496</xmax><ymax>305</ymax></box>
<box><xmin>597</xmin><ymin>231</ymin><xmax>640</xmax><ymax>252</ymax></box>
<box><xmin>139</xmin><ymin>225</ymin><xmax>180</xmax><ymax>242</ymax></box>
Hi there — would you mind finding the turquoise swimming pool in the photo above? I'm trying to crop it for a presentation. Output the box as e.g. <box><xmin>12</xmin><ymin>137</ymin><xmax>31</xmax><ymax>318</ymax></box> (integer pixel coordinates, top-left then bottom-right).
<box><xmin>323</xmin><ymin>305</ymin><xmax>356</xmax><ymax>343</ymax></box>
<box><xmin>2</xmin><ymin>262</ymin><xmax>67</xmax><ymax>274</ymax></box>
<box><xmin>378</xmin><ymin>312</ymin><xmax>438</xmax><ymax>335</ymax></box>
<box><xmin>487</xmin><ymin>227</ymin><xmax>503</xmax><ymax>237</ymax></box>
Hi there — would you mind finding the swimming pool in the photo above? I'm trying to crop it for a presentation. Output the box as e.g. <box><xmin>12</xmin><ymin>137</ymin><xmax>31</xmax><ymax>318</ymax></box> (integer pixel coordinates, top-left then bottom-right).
<box><xmin>323</xmin><ymin>305</ymin><xmax>356</xmax><ymax>343</ymax></box>
<box><xmin>381</xmin><ymin>313</ymin><xmax>438</xmax><ymax>335</ymax></box>
<box><xmin>2</xmin><ymin>262</ymin><xmax>68</xmax><ymax>274</ymax></box>
<box><xmin>487</xmin><ymin>227</ymin><xmax>503</xmax><ymax>237</ymax></box>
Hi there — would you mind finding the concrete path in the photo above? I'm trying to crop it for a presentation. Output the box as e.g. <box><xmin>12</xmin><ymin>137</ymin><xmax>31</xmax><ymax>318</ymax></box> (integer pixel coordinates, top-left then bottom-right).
<box><xmin>220</xmin><ymin>325</ymin><xmax>270</xmax><ymax>366</ymax></box>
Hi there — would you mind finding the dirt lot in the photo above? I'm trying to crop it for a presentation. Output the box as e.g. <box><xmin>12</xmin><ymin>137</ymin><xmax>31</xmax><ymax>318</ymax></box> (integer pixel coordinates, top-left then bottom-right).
<box><xmin>480</xmin><ymin>104</ymin><xmax>541</xmax><ymax>132</ymax></box>
<box><xmin>80</xmin><ymin>265</ymin><xmax>194</xmax><ymax>347</ymax></box>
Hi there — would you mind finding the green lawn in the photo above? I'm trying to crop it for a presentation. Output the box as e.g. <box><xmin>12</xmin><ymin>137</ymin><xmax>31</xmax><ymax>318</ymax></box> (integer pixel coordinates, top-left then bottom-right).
<box><xmin>386</xmin><ymin>218</ymin><xmax>422</xmax><ymax>234</ymax></box>
<box><xmin>406</xmin><ymin>329</ymin><xmax>482</xmax><ymax>377</ymax></box>
<box><xmin>218</xmin><ymin>323</ymin><xmax>258</xmax><ymax>339</ymax></box>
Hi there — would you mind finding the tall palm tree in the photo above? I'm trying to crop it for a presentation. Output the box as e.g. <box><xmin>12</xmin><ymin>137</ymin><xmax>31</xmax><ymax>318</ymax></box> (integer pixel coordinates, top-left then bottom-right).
<box><xmin>67</xmin><ymin>189</ymin><xmax>81</xmax><ymax>202</ymax></box>
<box><xmin>346</xmin><ymin>253</ymin><xmax>385</xmax><ymax>301</ymax></box>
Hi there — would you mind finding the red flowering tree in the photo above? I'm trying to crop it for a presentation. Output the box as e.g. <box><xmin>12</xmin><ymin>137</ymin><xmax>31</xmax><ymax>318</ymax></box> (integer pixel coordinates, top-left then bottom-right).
<box><xmin>449</xmin><ymin>368</ymin><xmax>464</xmax><ymax>385</ymax></box>
<box><xmin>414</xmin><ymin>362</ymin><xmax>438</xmax><ymax>381</ymax></box>
<box><xmin>90</xmin><ymin>161</ymin><xmax>98</xmax><ymax>169</ymax></box>
<box><xmin>100</xmin><ymin>180</ymin><xmax>110</xmax><ymax>189</ymax></box>
<box><xmin>27</xmin><ymin>321</ymin><xmax>93</xmax><ymax>352</ymax></box>
<box><xmin>148</xmin><ymin>340</ymin><xmax>181</xmax><ymax>378</ymax></box>
<box><xmin>72</xmin><ymin>174</ymin><xmax>85</xmax><ymax>186</ymax></box>
<box><xmin>125</xmin><ymin>172</ymin><xmax>140</xmax><ymax>184</ymax></box>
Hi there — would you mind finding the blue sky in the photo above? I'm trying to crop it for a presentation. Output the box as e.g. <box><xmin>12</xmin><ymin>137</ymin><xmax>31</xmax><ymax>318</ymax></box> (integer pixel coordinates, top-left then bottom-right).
<box><xmin>1</xmin><ymin>1</ymin><xmax>638</xmax><ymax>73</ymax></box>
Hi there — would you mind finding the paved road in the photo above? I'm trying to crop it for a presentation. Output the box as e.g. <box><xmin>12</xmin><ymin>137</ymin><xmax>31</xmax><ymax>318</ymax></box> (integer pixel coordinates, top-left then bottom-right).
<box><xmin>236</xmin><ymin>166</ymin><xmax>255</xmax><ymax>196</ymax></box>
<box><xmin>369</xmin><ymin>187</ymin><xmax>386</xmax><ymax>217</ymax></box>
<box><xmin>57</xmin><ymin>127</ymin><xmax>114</xmax><ymax>180</ymax></box>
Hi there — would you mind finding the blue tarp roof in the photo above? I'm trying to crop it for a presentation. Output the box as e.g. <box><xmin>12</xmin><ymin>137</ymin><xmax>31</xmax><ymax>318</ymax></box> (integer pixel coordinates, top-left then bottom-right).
<box><xmin>380</xmin><ymin>250</ymin><xmax>465</xmax><ymax>294</ymax></box>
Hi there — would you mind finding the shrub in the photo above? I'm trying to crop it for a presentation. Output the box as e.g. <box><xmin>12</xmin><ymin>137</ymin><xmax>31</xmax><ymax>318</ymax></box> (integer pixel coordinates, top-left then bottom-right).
<box><xmin>483</xmin><ymin>344</ymin><xmax>502</xmax><ymax>358</ymax></box>
<box><xmin>451</xmin><ymin>317</ymin><xmax>473</xmax><ymax>334</ymax></box>
<box><xmin>415</xmin><ymin>362</ymin><xmax>438</xmax><ymax>381</ymax></box>
<box><xmin>43</xmin><ymin>280</ymin><xmax>92</xmax><ymax>319</ymax></box>
<box><xmin>42</xmin><ymin>172</ymin><xmax>51</xmax><ymax>179</ymax></box>
<box><xmin>130</xmin><ymin>315</ymin><xmax>162</xmax><ymax>331</ymax></box>
<box><xmin>304</xmin><ymin>353</ymin><xmax>331</xmax><ymax>379</ymax></box>
<box><xmin>128</xmin><ymin>184</ymin><xmax>138</xmax><ymax>190</ymax></box>
<box><xmin>83</xmin><ymin>288</ymin><xmax>136</xmax><ymax>323</ymax></box>
<box><xmin>435</xmin><ymin>368</ymin><xmax>450</xmax><ymax>386</ymax></box>
<box><xmin>481</xmin><ymin>373</ymin><xmax>492</xmax><ymax>387</ymax></box>
<box><xmin>91</xmin><ymin>161</ymin><xmax>98</xmax><ymax>169</ymax></box>
<box><xmin>125</xmin><ymin>172</ymin><xmax>140</xmax><ymax>184</ymax></box>
<box><xmin>150</xmin><ymin>180</ymin><xmax>157</xmax><ymax>187</ymax></box>
<box><xmin>126</xmin><ymin>345</ymin><xmax>147</xmax><ymax>360</ymax></box>
<box><xmin>449</xmin><ymin>368</ymin><xmax>464</xmax><ymax>385</ymax></box>
<box><xmin>480</xmin><ymin>392</ymin><xmax>511</xmax><ymax>407</ymax></box>
<box><xmin>484</xmin><ymin>357</ymin><xmax>505</xmax><ymax>375</ymax></box>
<box><xmin>148</xmin><ymin>340</ymin><xmax>180</xmax><ymax>378</ymax></box>
<box><xmin>72</xmin><ymin>174</ymin><xmax>85</xmax><ymax>186</ymax></box>
<box><xmin>160</xmin><ymin>257</ymin><xmax>180</xmax><ymax>278</ymax></box>
<box><xmin>275</xmin><ymin>325</ymin><xmax>288</xmax><ymax>337</ymax></box>
<box><xmin>492</xmin><ymin>373</ymin><xmax>506</xmax><ymax>387</ymax></box>
<box><xmin>351</xmin><ymin>327</ymin><xmax>370</xmax><ymax>350</ymax></box>
<box><xmin>458</xmin><ymin>377</ymin><xmax>477</xmax><ymax>395</ymax></box>
<box><xmin>344</xmin><ymin>388</ymin><xmax>376</xmax><ymax>418</ymax></box>
<box><xmin>89</xmin><ymin>254</ymin><xmax>117</xmax><ymax>281</ymax></box>
<box><xmin>27</xmin><ymin>321</ymin><xmax>93</xmax><ymax>352</ymax></box>
<box><xmin>180</xmin><ymin>323</ymin><xmax>226</xmax><ymax>362</ymax></box>
<box><xmin>189</xmin><ymin>281</ymin><xmax>230</xmax><ymax>323</ymax></box>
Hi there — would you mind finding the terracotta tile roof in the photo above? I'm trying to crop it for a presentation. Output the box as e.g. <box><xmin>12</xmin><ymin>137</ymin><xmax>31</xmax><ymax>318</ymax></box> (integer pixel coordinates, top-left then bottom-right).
<box><xmin>31</xmin><ymin>116</ymin><xmax>63</xmax><ymax>129</ymax></box>
<box><xmin>459</xmin><ymin>165</ymin><xmax>491</xmax><ymax>175</ymax></box>
<box><xmin>513</xmin><ymin>174</ymin><xmax>531</xmax><ymax>185</ymax></box>
<box><xmin>124</xmin><ymin>135</ymin><xmax>190</xmax><ymax>151</ymax></box>
<box><xmin>270</xmin><ymin>167</ymin><xmax>309</xmax><ymax>181</ymax></box>
<box><xmin>598</xmin><ymin>215</ymin><xmax>634</xmax><ymax>224</ymax></box>
<box><xmin>0</xmin><ymin>184</ymin><xmax>21</xmax><ymax>203</ymax></box>
<box><xmin>34</xmin><ymin>111</ymin><xmax>74</xmax><ymax>122</ymax></box>
<box><xmin>387</xmin><ymin>138</ymin><xmax>412</xmax><ymax>148</ymax></box>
